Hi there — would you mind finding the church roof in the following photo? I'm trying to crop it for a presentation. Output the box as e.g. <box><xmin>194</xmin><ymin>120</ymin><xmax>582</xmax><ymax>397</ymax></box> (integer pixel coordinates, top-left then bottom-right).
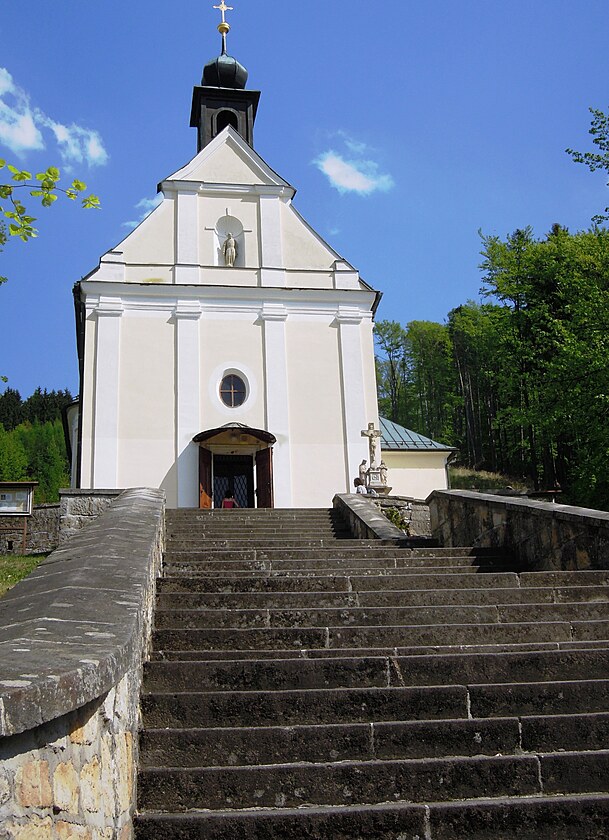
<box><xmin>380</xmin><ymin>417</ymin><xmax>456</xmax><ymax>452</ymax></box>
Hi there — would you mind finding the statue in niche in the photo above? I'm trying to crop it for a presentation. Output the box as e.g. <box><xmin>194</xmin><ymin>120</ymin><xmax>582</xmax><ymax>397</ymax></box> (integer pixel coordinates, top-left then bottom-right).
<box><xmin>223</xmin><ymin>232</ymin><xmax>237</xmax><ymax>267</ymax></box>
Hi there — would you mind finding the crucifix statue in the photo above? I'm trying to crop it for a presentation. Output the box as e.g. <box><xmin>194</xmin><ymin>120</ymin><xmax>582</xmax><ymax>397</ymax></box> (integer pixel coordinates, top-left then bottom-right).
<box><xmin>361</xmin><ymin>422</ymin><xmax>381</xmax><ymax>468</ymax></box>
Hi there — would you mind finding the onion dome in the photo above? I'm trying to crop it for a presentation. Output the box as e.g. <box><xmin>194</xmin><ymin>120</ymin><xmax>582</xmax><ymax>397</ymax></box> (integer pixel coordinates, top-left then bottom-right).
<box><xmin>203</xmin><ymin>51</ymin><xmax>248</xmax><ymax>89</ymax></box>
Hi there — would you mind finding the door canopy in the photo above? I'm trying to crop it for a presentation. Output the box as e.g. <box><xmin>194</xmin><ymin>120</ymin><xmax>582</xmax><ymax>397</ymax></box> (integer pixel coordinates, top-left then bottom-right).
<box><xmin>193</xmin><ymin>423</ymin><xmax>276</xmax><ymax>448</ymax></box>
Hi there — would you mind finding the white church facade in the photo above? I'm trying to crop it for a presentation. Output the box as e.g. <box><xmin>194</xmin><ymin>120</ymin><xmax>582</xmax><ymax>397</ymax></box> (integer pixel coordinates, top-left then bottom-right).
<box><xmin>68</xmin><ymin>13</ymin><xmax>451</xmax><ymax>509</ymax></box>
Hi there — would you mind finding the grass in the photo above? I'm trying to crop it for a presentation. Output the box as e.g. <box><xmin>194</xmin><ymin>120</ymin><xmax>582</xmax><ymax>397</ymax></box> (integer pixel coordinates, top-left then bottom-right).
<box><xmin>449</xmin><ymin>466</ymin><xmax>530</xmax><ymax>494</ymax></box>
<box><xmin>0</xmin><ymin>553</ymin><xmax>46</xmax><ymax>597</ymax></box>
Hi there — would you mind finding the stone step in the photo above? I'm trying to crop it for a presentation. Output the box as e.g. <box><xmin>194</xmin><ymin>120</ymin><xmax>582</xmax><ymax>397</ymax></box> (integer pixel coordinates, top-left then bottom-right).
<box><xmin>152</xmin><ymin>618</ymin><xmax>608</xmax><ymax>651</ymax></box>
<box><xmin>151</xmin><ymin>639</ymin><xmax>609</xmax><ymax>661</ymax></box>
<box><xmin>155</xmin><ymin>585</ymin><xmax>609</xmax><ymax>611</ymax></box>
<box><xmin>153</xmin><ymin>602</ymin><xmax>609</xmax><ymax>630</ymax></box>
<box><xmin>165</xmin><ymin>543</ymin><xmax>472</xmax><ymax>563</ymax></box>
<box><xmin>133</xmin><ymin>793</ymin><xmax>609</xmax><ymax>840</ymax></box>
<box><xmin>139</xmin><ymin>716</ymin><xmax>521</xmax><ymax>768</ymax></box>
<box><xmin>165</xmin><ymin>541</ymin><xmax>479</xmax><ymax>555</ymax></box>
<box><xmin>155</xmin><ymin>571</ymin><xmax>522</xmax><ymax>594</ymax></box>
<box><xmin>166</xmin><ymin>530</ymin><xmax>353</xmax><ymax>541</ymax></box>
<box><xmin>162</xmin><ymin>556</ymin><xmax>508</xmax><ymax>573</ymax></box>
<box><xmin>142</xmin><ymin>679</ymin><xmax>609</xmax><ymax>730</ymax></box>
<box><xmin>141</xmin><ymin>684</ymin><xmax>469</xmax><ymax>729</ymax></box>
<box><xmin>166</xmin><ymin>507</ymin><xmax>341</xmax><ymax>517</ymax></box>
<box><xmin>161</xmin><ymin>563</ymin><xmax>513</xmax><ymax>579</ymax></box>
<box><xmin>140</xmin><ymin>712</ymin><xmax>609</xmax><ymax>767</ymax></box>
<box><xmin>137</xmin><ymin>753</ymin><xmax>543</xmax><ymax>811</ymax></box>
<box><xmin>143</xmin><ymin>649</ymin><xmax>609</xmax><ymax>693</ymax></box>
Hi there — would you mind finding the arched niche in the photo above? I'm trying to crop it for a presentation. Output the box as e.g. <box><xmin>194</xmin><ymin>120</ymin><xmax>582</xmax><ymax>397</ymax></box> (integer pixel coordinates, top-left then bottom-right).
<box><xmin>215</xmin><ymin>215</ymin><xmax>245</xmax><ymax>267</ymax></box>
<box><xmin>215</xmin><ymin>109</ymin><xmax>239</xmax><ymax>136</ymax></box>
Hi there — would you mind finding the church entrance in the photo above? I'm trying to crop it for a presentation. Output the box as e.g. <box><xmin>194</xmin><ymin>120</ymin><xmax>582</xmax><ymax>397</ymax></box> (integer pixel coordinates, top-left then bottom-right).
<box><xmin>213</xmin><ymin>454</ymin><xmax>254</xmax><ymax>508</ymax></box>
<box><xmin>193</xmin><ymin>424</ymin><xmax>276</xmax><ymax>510</ymax></box>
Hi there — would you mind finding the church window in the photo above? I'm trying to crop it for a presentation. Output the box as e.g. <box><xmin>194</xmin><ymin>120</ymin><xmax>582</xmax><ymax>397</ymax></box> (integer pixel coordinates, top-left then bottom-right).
<box><xmin>220</xmin><ymin>374</ymin><xmax>247</xmax><ymax>408</ymax></box>
<box><xmin>216</xmin><ymin>110</ymin><xmax>239</xmax><ymax>134</ymax></box>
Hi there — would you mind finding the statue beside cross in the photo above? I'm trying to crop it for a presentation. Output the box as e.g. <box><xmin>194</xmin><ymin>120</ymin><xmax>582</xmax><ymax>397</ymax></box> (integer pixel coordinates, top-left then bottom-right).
<box><xmin>359</xmin><ymin>422</ymin><xmax>391</xmax><ymax>494</ymax></box>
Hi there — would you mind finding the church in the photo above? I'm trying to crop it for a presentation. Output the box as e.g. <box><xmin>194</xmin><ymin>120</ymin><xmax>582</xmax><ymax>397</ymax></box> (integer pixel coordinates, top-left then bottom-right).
<box><xmin>67</xmin><ymin>6</ymin><xmax>452</xmax><ymax>509</ymax></box>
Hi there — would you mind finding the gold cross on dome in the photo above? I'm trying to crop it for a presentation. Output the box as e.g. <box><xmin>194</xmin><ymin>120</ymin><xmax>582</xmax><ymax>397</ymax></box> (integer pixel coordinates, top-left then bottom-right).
<box><xmin>213</xmin><ymin>1</ymin><xmax>233</xmax><ymax>24</ymax></box>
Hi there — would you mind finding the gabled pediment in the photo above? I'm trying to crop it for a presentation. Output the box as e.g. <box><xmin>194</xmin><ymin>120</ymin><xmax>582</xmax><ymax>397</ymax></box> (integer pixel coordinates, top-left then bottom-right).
<box><xmin>160</xmin><ymin>126</ymin><xmax>295</xmax><ymax>195</ymax></box>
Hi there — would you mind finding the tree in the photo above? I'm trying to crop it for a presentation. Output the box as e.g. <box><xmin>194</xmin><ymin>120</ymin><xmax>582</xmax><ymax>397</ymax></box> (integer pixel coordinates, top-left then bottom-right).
<box><xmin>374</xmin><ymin>321</ymin><xmax>407</xmax><ymax>422</ymax></box>
<box><xmin>567</xmin><ymin>107</ymin><xmax>609</xmax><ymax>223</ymax></box>
<box><xmin>479</xmin><ymin>224</ymin><xmax>609</xmax><ymax>503</ymax></box>
<box><xmin>0</xmin><ymin>387</ymin><xmax>24</xmax><ymax>431</ymax></box>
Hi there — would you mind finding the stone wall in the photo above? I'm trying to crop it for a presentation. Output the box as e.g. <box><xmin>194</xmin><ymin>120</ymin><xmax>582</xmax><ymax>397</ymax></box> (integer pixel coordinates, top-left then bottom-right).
<box><xmin>333</xmin><ymin>494</ymin><xmax>406</xmax><ymax>541</ymax></box>
<box><xmin>0</xmin><ymin>505</ymin><xmax>60</xmax><ymax>555</ymax></box>
<box><xmin>428</xmin><ymin>489</ymin><xmax>609</xmax><ymax>571</ymax></box>
<box><xmin>59</xmin><ymin>490</ymin><xmax>123</xmax><ymax>545</ymax></box>
<box><xmin>369</xmin><ymin>495</ymin><xmax>431</xmax><ymax>537</ymax></box>
<box><xmin>0</xmin><ymin>488</ymin><xmax>165</xmax><ymax>839</ymax></box>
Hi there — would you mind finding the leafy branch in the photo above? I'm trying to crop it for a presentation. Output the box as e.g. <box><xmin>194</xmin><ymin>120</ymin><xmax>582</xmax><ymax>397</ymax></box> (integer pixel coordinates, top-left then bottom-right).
<box><xmin>0</xmin><ymin>159</ymin><xmax>100</xmax><ymax>285</ymax></box>
<box><xmin>566</xmin><ymin>107</ymin><xmax>609</xmax><ymax>223</ymax></box>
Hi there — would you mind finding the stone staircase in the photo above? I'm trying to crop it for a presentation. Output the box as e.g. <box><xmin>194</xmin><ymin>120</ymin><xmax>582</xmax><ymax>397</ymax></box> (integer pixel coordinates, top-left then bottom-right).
<box><xmin>135</xmin><ymin>507</ymin><xmax>609</xmax><ymax>839</ymax></box>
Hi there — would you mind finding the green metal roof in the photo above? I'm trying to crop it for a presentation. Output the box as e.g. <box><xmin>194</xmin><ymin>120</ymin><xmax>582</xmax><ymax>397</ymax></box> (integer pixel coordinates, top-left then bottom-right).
<box><xmin>380</xmin><ymin>417</ymin><xmax>456</xmax><ymax>452</ymax></box>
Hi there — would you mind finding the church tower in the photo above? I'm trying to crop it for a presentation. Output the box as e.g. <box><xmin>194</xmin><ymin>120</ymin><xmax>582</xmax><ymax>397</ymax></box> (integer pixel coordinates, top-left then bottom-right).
<box><xmin>70</xmin><ymin>4</ymin><xmax>383</xmax><ymax>509</ymax></box>
<box><xmin>190</xmin><ymin>1</ymin><xmax>260</xmax><ymax>151</ymax></box>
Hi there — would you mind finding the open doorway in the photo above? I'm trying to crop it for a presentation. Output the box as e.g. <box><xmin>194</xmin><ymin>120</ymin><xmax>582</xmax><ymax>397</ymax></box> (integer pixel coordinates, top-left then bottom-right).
<box><xmin>194</xmin><ymin>424</ymin><xmax>276</xmax><ymax>509</ymax></box>
<box><xmin>213</xmin><ymin>454</ymin><xmax>254</xmax><ymax>508</ymax></box>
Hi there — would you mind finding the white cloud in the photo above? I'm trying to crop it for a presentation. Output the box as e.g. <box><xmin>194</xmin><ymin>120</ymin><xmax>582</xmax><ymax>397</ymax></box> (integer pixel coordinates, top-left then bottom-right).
<box><xmin>314</xmin><ymin>150</ymin><xmax>394</xmax><ymax>196</ymax></box>
<box><xmin>0</xmin><ymin>66</ymin><xmax>108</xmax><ymax>167</ymax></box>
<box><xmin>122</xmin><ymin>194</ymin><xmax>163</xmax><ymax>228</ymax></box>
<box><xmin>0</xmin><ymin>68</ymin><xmax>44</xmax><ymax>155</ymax></box>
<box><xmin>43</xmin><ymin>118</ymin><xmax>108</xmax><ymax>167</ymax></box>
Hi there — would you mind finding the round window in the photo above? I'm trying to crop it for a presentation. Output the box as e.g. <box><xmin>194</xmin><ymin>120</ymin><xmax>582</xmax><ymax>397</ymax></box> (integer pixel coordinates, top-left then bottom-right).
<box><xmin>219</xmin><ymin>374</ymin><xmax>247</xmax><ymax>408</ymax></box>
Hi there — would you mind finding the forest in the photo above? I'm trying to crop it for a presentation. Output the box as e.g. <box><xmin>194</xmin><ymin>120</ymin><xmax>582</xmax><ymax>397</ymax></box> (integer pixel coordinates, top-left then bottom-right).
<box><xmin>375</xmin><ymin>224</ymin><xmax>609</xmax><ymax>511</ymax></box>
<box><xmin>0</xmin><ymin>388</ymin><xmax>73</xmax><ymax>502</ymax></box>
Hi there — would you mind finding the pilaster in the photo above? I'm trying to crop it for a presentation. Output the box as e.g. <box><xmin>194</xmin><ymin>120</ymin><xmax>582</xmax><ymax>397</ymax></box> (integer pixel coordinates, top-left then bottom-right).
<box><xmin>261</xmin><ymin>304</ymin><xmax>292</xmax><ymax>507</ymax></box>
<box><xmin>336</xmin><ymin>307</ymin><xmax>369</xmax><ymax>493</ymax></box>
<box><xmin>175</xmin><ymin>300</ymin><xmax>202</xmax><ymax>508</ymax></box>
<box><xmin>92</xmin><ymin>298</ymin><xmax>123</xmax><ymax>488</ymax></box>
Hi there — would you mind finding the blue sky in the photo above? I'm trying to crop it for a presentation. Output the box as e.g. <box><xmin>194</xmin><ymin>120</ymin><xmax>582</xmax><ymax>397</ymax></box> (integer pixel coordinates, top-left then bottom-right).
<box><xmin>1</xmin><ymin>0</ymin><xmax>608</xmax><ymax>397</ymax></box>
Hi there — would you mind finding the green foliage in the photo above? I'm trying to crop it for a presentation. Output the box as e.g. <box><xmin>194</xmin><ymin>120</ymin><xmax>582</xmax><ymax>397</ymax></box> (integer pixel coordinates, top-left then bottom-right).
<box><xmin>567</xmin><ymin>107</ymin><xmax>609</xmax><ymax>223</ymax></box>
<box><xmin>0</xmin><ymin>387</ymin><xmax>73</xmax><ymax>430</ymax></box>
<box><xmin>376</xmin><ymin>225</ymin><xmax>609</xmax><ymax>511</ymax></box>
<box><xmin>0</xmin><ymin>158</ymin><xmax>100</xmax><ymax>286</ymax></box>
<box><xmin>0</xmin><ymin>387</ymin><xmax>72</xmax><ymax>502</ymax></box>
<box><xmin>383</xmin><ymin>506</ymin><xmax>409</xmax><ymax>532</ymax></box>
<box><xmin>449</xmin><ymin>467</ymin><xmax>529</xmax><ymax>493</ymax></box>
<box><xmin>374</xmin><ymin>319</ymin><xmax>456</xmax><ymax>444</ymax></box>
<box><xmin>0</xmin><ymin>554</ymin><xmax>46</xmax><ymax>597</ymax></box>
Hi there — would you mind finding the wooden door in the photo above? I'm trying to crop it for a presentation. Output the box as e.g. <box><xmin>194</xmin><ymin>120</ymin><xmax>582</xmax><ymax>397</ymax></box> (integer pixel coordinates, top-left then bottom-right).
<box><xmin>199</xmin><ymin>447</ymin><xmax>212</xmax><ymax>509</ymax></box>
<box><xmin>255</xmin><ymin>447</ymin><xmax>274</xmax><ymax>509</ymax></box>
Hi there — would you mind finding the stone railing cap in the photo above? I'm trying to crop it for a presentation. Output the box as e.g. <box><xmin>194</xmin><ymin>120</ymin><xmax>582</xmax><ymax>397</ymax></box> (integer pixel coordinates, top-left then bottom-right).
<box><xmin>0</xmin><ymin>487</ymin><xmax>164</xmax><ymax>737</ymax></box>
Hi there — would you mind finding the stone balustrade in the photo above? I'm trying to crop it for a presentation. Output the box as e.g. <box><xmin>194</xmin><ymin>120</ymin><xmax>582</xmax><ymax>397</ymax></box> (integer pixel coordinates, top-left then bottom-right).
<box><xmin>333</xmin><ymin>493</ymin><xmax>406</xmax><ymax>540</ymax></box>
<box><xmin>0</xmin><ymin>487</ymin><xmax>165</xmax><ymax>840</ymax></box>
<box><xmin>428</xmin><ymin>489</ymin><xmax>609</xmax><ymax>571</ymax></box>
